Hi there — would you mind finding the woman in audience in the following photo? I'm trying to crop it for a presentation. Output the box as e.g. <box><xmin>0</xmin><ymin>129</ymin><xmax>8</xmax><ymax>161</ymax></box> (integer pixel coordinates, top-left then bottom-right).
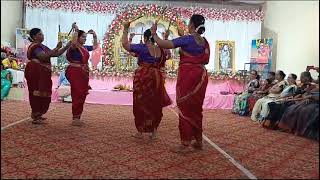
<box><xmin>302</xmin><ymin>87</ymin><xmax>319</xmax><ymax>140</ymax></box>
<box><xmin>247</xmin><ymin>71</ymin><xmax>276</xmax><ymax>114</ymax></box>
<box><xmin>25</xmin><ymin>28</ymin><xmax>71</xmax><ymax>124</ymax></box>
<box><xmin>306</xmin><ymin>65</ymin><xmax>319</xmax><ymax>84</ymax></box>
<box><xmin>261</xmin><ymin>73</ymin><xmax>299</xmax><ymax>128</ymax></box>
<box><xmin>65</xmin><ymin>23</ymin><xmax>98</xmax><ymax>126</ymax></box>
<box><xmin>121</xmin><ymin>22</ymin><xmax>171</xmax><ymax>140</ymax></box>
<box><xmin>251</xmin><ymin>70</ymin><xmax>287</xmax><ymax>122</ymax></box>
<box><xmin>1</xmin><ymin>62</ymin><xmax>12</xmax><ymax>101</ymax></box>
<box><xmin>232</xmin><ymin>70</ymin><xmax>260</xmax><ymax>115</ymax></box>
<box><xmin>278</xmin><ymin>85</ymin><xmax>319</xmax><ymax>140</ymax></box>
<box><xmin>56</xmin><ymin>70</ymin><xmax>71</xmax><ymax>103</ymax></box>
<box><xmin>272</xmin><ymin>73</ymin><xmax>297</xmax><ymax>100</ymax></box>
<box><xmin>276</xmin><ymin>69</ymin><xmax>319</xmax><ymax>137</ymax></box>
<box><xmin>2</xmin><ymin>53</ymin><xmax>18</xmax><ymax>69</ymax></box>
<box><xmin>2</xmin><ymin>53</ymin><xmax>25</xmax><ymax>86</ymax></box>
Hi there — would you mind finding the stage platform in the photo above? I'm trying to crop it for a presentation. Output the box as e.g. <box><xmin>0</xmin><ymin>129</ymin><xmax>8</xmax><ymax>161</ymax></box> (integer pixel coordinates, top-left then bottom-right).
<box><xmin>7</xmin><ymin>76</ymin><xmax>245</xmax><ymax>109</ymax></box>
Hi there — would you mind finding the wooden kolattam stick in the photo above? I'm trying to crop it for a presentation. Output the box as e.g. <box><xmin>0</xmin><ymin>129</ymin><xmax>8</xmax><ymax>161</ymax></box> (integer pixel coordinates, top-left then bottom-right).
<box><xmin>67</xmin><ymin>28</ymin><xmax>73</xmax><ymax>36</ymax></box>
<box><xmin>130</xmin><ymin>16</ymin><xmax>143</xmax><ymax>23</ymax></box>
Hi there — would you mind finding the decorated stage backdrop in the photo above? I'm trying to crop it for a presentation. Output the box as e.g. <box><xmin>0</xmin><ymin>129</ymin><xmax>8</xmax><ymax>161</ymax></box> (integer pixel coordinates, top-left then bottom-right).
<box><xmin>24</xmin><ymin>0</ymin><xmax>263</xmax><ymax>81</ymax></box>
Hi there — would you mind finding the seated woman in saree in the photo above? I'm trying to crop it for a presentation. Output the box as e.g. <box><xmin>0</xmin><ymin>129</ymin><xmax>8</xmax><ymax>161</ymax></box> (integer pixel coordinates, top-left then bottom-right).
<box><xmin>1</xmin><ymin>62</ymin><xmax>12</xmax><ymax>101</ymax></box>
<box><xmin>232</xmin><ymin>70</ymin><xmax>260</xmax><ymax>115</ymax></box>
<box><xmin>65</xmin><ymin>23</ymin><xmax>98</xmax><ymax>126</ymax></box>
<box><xmin>151</xmin><ymin>14</ymin><xmax>210</xmax><ymax>153</ymax></box>
<box><xmin>2</xmin><ymin>52</ymin><xmax>18</xmax><ymax>70</ymax></box>
<box><xmin>278</xmin><ymin>85</ymin><xmax>319</xmax><ymax>140</ymax></box>
<box><xmin>2</xmin><ymin>53</ymin><xmax>24</xmax><ymax>86</ymax></box>
<box><xmin>264</xmin><ymin>71</ymin><xmax>314</xmax><ymax>129</ymax></box>
<box><xmin>122</xmin><ymin>21</ymin><xmax>172</xmax><ymax>140</ymax></box>
<box><xmin>306</xmin><ymin>65</ymin><xmax>319</xmax><ymax>84</ymax></box>
<box><xmin>276</xmin><ymin>71</ymin><xmax>318</xmax><ymax>130</ymax></box>
<box><xmin>25</xmin><ymin>28</ymin><xmax>71</xmax><ymax>124</ymax></box>
<box><xmin>247</xmin><ymin>71</ymin><xmax>276</xmax><ymax>113</ymax></box>
<box><xmin>261</xmin><ymin>73</ymin><xmax>298</xmax><ymax>128</ymax></box>
<box><xmin>302</xmin><ymin>88</ymin><xmax>319</xmax><ymax>140</ymax></box>
<box><xmin>251</xmin><ymin>70</ymin><xmax>287</xmax><ymax>122</ymax></box>
<box><xmin>56</xmin><ymin>70</ymin><xmax>71</xmax><ymax>103</ymax></box>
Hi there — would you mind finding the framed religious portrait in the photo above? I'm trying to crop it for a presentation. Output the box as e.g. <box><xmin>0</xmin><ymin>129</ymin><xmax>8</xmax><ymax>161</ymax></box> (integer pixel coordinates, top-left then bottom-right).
<box><xmin>215</xmin><ymin>41</ymin><xmax>235</xmax><ymax>72</ymax></box>
<box><xmin>250</xmin><ymin>38</ymin><xmax>273</xmax><ymax>78</ymax></box>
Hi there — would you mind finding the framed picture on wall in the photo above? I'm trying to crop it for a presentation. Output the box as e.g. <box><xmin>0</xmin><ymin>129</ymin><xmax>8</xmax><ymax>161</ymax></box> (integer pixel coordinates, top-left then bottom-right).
<box><xmin>16</xmin><ymin>28</ymin><xmax>30</xmax><ymax>62</ymax></box>
<box><xmin>250</xmin><ymin>38</ymin><xmax>273</xmax><ymax>78</ymax></box>
<box><xmin>215</xmin><ymin>40</ymin><xmax>235</xmax><ymax>72</ymax></box>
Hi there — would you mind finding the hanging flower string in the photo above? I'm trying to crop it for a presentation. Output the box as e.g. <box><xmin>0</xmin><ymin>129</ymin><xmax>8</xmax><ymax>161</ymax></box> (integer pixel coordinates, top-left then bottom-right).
<box><xmin>25</xmin><ymin>0</ymin><xmax>263</xmax><ymax>21</ymax></box>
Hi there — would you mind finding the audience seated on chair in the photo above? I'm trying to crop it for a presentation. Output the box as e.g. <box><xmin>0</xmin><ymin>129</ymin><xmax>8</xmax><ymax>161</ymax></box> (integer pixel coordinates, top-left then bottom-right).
<box><xmin>1</xmin><ymin>62</ymin><xmax>12</xmax><ymax>101</ymax></box>
<box><xmin>251</xmin><ymin>70</ymin><xmax>287</xmax><ymax>122</ymax></box>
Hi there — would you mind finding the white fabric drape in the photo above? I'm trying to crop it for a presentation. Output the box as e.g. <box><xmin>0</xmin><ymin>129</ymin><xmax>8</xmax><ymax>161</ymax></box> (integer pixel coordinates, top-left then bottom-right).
<box><xmin>26</xmin><ymin>7</ymin><xmax>261</xmax><ymax>71</ymax></box>
<box><xmin>26</xmin><ymin>8</ymin><xmax>115</xmax><ymax>47</ymax></box>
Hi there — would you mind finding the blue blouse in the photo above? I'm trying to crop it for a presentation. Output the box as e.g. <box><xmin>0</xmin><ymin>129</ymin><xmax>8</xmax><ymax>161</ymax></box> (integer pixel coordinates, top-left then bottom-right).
<box><xmin>130</xmin><ymin>44</ymin><xmax>160</xmax><ymax>64</ymax></box>
<box><xmin>68</xmin><ymin>45</ymin><xmax>93</xmax><ymax>62</ymax></box>
<box><xmin>172</xmin><ymin>35</ymin><xmax>205</xmax><ymax>56</ymax></box>
<box><xmin>33</xmin><ymin>46</ymin><xmax>50</xmax><ymax>59</ymax></box>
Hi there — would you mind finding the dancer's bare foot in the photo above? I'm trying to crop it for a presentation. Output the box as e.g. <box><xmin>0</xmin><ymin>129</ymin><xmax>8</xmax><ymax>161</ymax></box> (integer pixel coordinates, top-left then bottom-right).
<box><xmin>40</xmin><ymin>117</ymin><xmax>47</xmax><ymax>121</ymax></box>
<box><xmin>191</xmin><ymin>142</ymin><xmax>203</xmax><ymax>150</ymax></box>
<box><xmin>32</xmin><ymin>117</ymin><xmax>47</xmax><ymax>124</ymax></box>
<box><xmin>71</xmin><ymin>118</ymin><xmax>84</xmax><ymax>126</ymax></box>
<box><xmin>170</xmin><ymin>145</ymin><xmax>193</xmax><ymax>154</ymax></box>
<box><xmin>150</xmin><ymin>130</ymin><xmax>157</xmax><ymax>140</ymax></box>
<box><xmin>132</xmin><ymin>132</ymin><xmax>143</xmax><ymax>139</ymax></box>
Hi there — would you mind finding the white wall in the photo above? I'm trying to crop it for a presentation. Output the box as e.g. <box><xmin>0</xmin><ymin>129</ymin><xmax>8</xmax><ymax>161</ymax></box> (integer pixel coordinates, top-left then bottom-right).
<box><xmin>262</xmin><ymin>1</ymin><xmax>319</xmax><ymax>79</ymax></box>
<box><xmin>1</xmin><ymin>0</ymin><xmax>23</xmax><ymax>47</ymax></box>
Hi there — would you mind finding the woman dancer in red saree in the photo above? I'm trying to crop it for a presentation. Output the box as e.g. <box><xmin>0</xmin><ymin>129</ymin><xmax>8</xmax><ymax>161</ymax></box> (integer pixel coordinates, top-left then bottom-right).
<box><xmin>65</xmin><ymin>23</ymin><xmax>98</xmax><ymax>126</ymax></box>
<box><xmin>152</xmin><ymin>14</ymin><xmax>210</xmax><ymax>153</ymax></box>
<box><xmin>25</xmin><ymin>28</ymin><xmax>71</xmax><ymax>124</ymax></box>
<box><xmin>122</xmin><ymin>22</ymin><xmax>171</xmax><ymax>140</ymax></box>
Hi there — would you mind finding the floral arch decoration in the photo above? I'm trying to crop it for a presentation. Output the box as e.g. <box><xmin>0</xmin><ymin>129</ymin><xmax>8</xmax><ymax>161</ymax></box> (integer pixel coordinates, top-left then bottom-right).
<box><xmin>102</xmin><ymin>4</ymin><xmax>188</xmax><ymax>68</ymax></box>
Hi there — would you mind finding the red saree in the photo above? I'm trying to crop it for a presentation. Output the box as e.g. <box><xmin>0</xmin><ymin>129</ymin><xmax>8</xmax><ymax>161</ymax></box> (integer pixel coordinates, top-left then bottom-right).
<box><xmin>65</xmin><ymin>46</ymin><xmax>90</xmax><ymax>119</ymax></box>
<box><xmin>176</xmin><ymin>38</ymin><xmax>210</xmax><ymax>144</ymax></box>
<box><xmin>133</xmin><ymin>50</ymin><xmax>172</xmax><ymax>133</ymax></box>
<box><xmin>25</xmin><ymin>43</ymin><xmax>52</xmax><ymax>119</ymax></box>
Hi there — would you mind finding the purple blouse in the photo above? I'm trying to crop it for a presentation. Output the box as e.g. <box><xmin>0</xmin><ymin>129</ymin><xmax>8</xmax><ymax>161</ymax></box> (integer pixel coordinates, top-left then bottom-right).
<box><xmin>172</xmin><ymin>35</ymin><xmax>205</xmax><ymax>56</ymax></box>
<box><xmin>68</xmin><ymin>45</ymin><xmax>93</xmax><ymax>62</ymax></box>
<box><xmin>32</xmin><ymin>45</ymin><xmax>51</xmax><ymax>59</ymax></box>
<box><xmin>130</xmin><ymin>44</ymin><xmax>160</xmax><ymax>64</ymax></box>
